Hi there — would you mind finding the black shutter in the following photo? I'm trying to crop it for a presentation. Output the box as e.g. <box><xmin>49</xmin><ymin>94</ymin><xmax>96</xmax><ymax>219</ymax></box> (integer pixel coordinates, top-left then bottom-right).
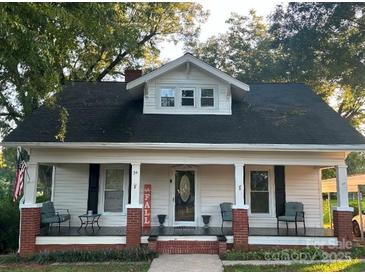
<box><xmin>274</xmin><ymin>166</ymin><xmax>286</xmax><ymax>217</ymax></box>
<box><xmin>128</xmin><ymin>164</ymin><xmax>132</xmax><ymax>204</ymax></box>
<box><xmin>87</xmin><ymin>164</ymin><xmax>100</xmax><ymax>214</ymax></box>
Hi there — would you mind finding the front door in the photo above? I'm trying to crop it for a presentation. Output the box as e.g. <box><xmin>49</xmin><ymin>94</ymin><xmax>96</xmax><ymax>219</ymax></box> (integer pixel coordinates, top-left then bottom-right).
<box><xmin>173</xmin><ymin>170</ymin><xmax>196</xmax><ymax>225</ymax></box>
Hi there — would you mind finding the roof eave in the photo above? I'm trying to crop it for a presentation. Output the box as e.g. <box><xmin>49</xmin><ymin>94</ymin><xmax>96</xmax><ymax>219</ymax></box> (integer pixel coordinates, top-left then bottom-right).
<box><xmin>2</xmin><ymin>142</ymin><xmax>365</xmax><ymax>152</ymax></box>
<box><xmin>126</xmin><ymin>54</ymin><xmax>250</xmax><ymax>91</ymax></box>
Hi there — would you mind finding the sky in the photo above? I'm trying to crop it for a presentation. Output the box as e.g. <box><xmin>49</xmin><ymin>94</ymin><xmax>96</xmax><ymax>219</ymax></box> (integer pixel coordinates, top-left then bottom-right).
<box><xmin>159</xmin><ymin>0</ymin><xmax>283</xmax><ymax>61</ymax></box>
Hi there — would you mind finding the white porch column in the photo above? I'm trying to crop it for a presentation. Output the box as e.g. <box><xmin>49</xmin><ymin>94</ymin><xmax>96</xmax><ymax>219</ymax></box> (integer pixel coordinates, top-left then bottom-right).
<box><xmin>23</xmin><ymin>163</ymin><xmax>38</xmax><ymax>205</ymax></box>
<box><xmin>233</xmin><ymin>163</ymin><xmax>248</xmax><ymax>209</ymax></box>
<box><xmin>129</xmin><ymin>163</ymin><xmax>142</xmax><ymax>207</ymax></box>
<box><xmin>335</xmin><ymin>165</ymin><xmax>353</xmax><ymax>211</ymax></box>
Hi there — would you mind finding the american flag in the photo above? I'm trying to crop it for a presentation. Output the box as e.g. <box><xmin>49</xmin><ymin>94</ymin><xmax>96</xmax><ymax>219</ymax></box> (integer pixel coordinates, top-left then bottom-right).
<box><xmin>12</xmin><ymin>147</ymin><xmax>27</xmax><ymax>202</ymax></box>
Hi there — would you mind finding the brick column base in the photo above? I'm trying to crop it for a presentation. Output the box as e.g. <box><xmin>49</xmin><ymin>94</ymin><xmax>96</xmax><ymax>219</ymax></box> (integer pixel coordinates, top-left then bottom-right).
<box><xmin>333</xmin><ymin>210</ymin><xmax>353</xmax><ymax>248</ymax></box>
<box><xmin>126</xmin><ymin>207</ymin><xmax>142</xmax><ymax>248</ymax></box>
<box><xmin>19</xmin><ymin>206</ymin><xmax>41</xmax><ymax>257</ymax></box>
<box><xmin>218</xmin><ymin>241</ymin><xmax>227</xmax><ymax>256</ymax></box>
<box><xmin>147</xmin><ymin>236</ymin><xmax>158</xmax><ymax>252</ymax></box>
<box><xmin>232</xmin><ymin>208</ymin><xmax>249</xmax><ymax>250</ymax></box>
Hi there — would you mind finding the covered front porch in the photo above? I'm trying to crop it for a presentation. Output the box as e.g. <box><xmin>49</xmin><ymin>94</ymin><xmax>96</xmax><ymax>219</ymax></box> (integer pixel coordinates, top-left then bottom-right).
<box><xmin>20</xmin><ymin>147</ymin><xmax>353</xmax><ymax>254</ymax></box>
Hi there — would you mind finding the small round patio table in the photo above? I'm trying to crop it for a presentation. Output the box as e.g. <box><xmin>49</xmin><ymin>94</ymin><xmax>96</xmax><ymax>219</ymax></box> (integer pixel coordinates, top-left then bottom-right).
<box><xmin>78</xmin><ymin>213</ymin><xmax>101</xmax><ymax>230</ymax></box>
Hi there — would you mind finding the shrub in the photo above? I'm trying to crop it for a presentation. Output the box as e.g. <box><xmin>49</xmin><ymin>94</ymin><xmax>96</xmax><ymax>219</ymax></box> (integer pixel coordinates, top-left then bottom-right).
<box><xmin>221</xmin><ymin>247</ymin><xmax>327</xmax><ymax>261</ymax></box>
<box><xmin>0</xmin><ymin>148</ymin><xmax>19</xmax><ymax>254</ymax></box>
<box><xmin>350</xmin><ymin>247</ymin><xmax>365</xmax><ymax>259</ymax></box>
<box><xmin>0</xmin><ymin>183</ymin><xmax>19</xmax><ymax>254</ymax></box>
<box><xmin>32</xmin><ymin>247</ymin><xmax>158</xmax><ymax>264</ymax></box>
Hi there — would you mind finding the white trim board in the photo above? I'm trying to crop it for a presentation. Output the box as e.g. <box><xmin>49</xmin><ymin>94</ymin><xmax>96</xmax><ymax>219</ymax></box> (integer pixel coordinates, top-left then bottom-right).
<box><xmin>35</xmin><ymin>236</ymin><xmax>126</xmax><ymax>245</ymax></box>
<box><xmin>3</xmin><ymin>142</ymin><xmax>365</xmax><ymax>152</ymax></box>
<box><xmin>248</xmin><ymin>236</ymin><xmax>338</xmax><ymax>246</ymax></box>
<box><xmin>157</xmin><ymin>236</ymin><xmax>218</xmax><ymax>241</ymax></box>
<box><xmin>126</xmin><ymin>54</ymin><xmax>250</xmax><ymax>91</ymax></box>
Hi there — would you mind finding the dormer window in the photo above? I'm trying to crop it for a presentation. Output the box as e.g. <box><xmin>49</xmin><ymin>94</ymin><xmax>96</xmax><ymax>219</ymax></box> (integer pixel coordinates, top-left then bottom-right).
<box><xmin>181</xmin><ymin>88</ymin><xmax>195</xmax><ymax>107</ymax></box>
<box><xmin>161</xmin><ymin>88</ymin><xmax>175</xmax><ymax>107</ymax></box>
<box><xmin>201</xmin><ymin>88</ymin><xmax>214</xmax><ymax>107</ymax></box>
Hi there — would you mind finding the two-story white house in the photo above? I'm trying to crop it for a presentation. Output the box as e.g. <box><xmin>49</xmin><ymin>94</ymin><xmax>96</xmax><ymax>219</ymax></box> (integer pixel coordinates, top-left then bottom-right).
<box><xmin>4</xmin><ymin>53</ymin><xmax>365</xmax><ymax>255</ymax></box>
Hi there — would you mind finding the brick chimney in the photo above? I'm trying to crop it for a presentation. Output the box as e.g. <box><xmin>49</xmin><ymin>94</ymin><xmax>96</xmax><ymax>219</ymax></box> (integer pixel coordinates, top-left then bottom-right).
<box><xmin>125</xmin><ymin>69</ymin><xmax>142</xmax><ymax>83</ymax></box>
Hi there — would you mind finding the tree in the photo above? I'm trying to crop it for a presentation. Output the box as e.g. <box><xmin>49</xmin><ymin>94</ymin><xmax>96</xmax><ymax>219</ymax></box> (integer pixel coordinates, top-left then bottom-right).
<box><xmin>194</xmin><ymin>3</ymin><xmax>365</xmax><ymax>127</ymax></box>
<box><xmin>269</xmin><ymin>2</ymin><xmax>365</xmax><ymax>127</ymax></box>
<box><xmin>0</xmin><ymin>3</ymin><xmax>208</xmax><ymax>136</ymax></box>
<box><xmin>194</xmin><ymin>10</ymin><xmax>285</xmax><ymax>83</ymax></box>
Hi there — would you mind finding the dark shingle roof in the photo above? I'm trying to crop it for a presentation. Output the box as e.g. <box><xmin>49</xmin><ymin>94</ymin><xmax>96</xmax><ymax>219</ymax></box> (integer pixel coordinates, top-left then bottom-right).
<box><xmin>4</xmin><ymin>82</ymin><xmax>365</xmax><ymax>145</ymax></box>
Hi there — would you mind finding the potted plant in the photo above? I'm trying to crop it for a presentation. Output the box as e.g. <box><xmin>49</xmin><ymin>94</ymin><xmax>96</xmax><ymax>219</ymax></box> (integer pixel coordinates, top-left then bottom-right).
<box><xmin>202</xmin><ymin>215</ymin><xmax>211</xmax><ymax>228</ymax></box>
<box><xmin>157</xmin><ymin>214</ymin><xmax>166</xmax><ymax>226</ymax></box>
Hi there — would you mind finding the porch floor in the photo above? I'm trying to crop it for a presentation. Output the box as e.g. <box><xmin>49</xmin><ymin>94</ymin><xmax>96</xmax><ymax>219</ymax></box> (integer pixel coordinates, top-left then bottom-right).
<box><xmin>40</xmin><ymin>226</ymin><xmax>334</xmax><ymax>237</ymax></box>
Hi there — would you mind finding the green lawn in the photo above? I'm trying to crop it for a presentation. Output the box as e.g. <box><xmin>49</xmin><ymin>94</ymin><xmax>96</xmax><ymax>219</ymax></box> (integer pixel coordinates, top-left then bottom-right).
<box><xmin>224</xmin><ymin>260</ymin><xmax>365</xmax><ymax>272</ymax></box>
<box><xmin>323</xmin><ymin>199</ymin><xmax>365</xmax><ymax>227</ymax></box>
<box><xmin>0</xmin><ymin>262</ymin><xmax>150</xmax><ymax>272</ymax></box>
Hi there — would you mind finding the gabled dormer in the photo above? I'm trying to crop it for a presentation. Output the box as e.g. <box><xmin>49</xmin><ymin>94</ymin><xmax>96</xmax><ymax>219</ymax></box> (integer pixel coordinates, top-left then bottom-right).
<box><xmin>126</xmin><ymin>53</ymin><xmax>249</xmax><ymax>115</ymax></box>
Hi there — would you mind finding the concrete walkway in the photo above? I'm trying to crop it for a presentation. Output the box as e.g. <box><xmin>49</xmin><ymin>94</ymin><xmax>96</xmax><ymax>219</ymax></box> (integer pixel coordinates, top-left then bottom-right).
<box><xmin>148</xmin><ymin>254</ymin><xmax>223</xmax><ymax>272</ymax></box>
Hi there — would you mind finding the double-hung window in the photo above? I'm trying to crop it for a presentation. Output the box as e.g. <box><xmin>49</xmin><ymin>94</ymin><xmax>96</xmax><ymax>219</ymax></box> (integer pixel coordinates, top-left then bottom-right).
<box><xmin>250</xmin><ymin>170</ymin><xmax>270</xmax><ymax>214</ymax></box>
<box><xmin>160</xmin><ymin>88</ymin><xmax>175</xmax><ymax>107</ymax></box>
<box><xmin>103</xmin><ymin>168</ymin><xmax>124</xmax><ymax>213</ymax></box>
<box><xmin>201</xmin><ymin>88</ymin><xmax>214</xmax><ymax>107</ymax></box>
<box><xmin>181</xmin><ymin>88</ymin><xmax>195</xmax><ymax>106</ymax></box>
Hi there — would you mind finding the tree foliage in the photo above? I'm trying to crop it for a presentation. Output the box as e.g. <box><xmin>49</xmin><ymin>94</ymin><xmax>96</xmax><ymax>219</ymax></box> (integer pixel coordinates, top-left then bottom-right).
<box><xmin>194</xmin><ymin>3</ymin><xmax>365</xmax><ymax>127</ymax></box>
<box><xmin>0</xmin><ymin>3</ymin><xmax>207</xmax><ymax>136</ymax></box>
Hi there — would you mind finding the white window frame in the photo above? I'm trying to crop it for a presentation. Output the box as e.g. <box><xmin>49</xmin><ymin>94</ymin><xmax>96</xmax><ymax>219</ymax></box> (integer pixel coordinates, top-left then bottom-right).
<box><xmin>159</xmin><ymin>87</ymin><xmax>176</xmax><ymax>108</ymax></box>
<box><xmin>98</xmin><ymin>164</ymin><xmax>129</xmax><ymax>215</ymax></box>
<box><xmin>180</xmin><ymin>87</ymin><xmax>196</xmax><ymax>107</ymax></box>
<box><xmin>36</xmin><ymin>164</ymin><xmax>55</xmax><ymax>202</ymax></box>
<box><xmin>245</xmin><ymin>165</ymin><xmax>276</xmax><ymax>217</ymax></box>
<box><xmin>200</xmin><ymin>88</ymin><xmax>215</xmax><ymax>108</ymax></box>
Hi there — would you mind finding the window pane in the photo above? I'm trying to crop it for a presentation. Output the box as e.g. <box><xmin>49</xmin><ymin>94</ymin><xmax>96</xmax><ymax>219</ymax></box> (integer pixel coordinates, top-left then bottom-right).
<box><xmin>182</xmin><ymin>90</ymin><xmax>194</xmax><ymax>97</ymax></box>
<box><xmin>104</xmin><ymin>191</ymin><xmax>123</xmax><ymax>212</ymax></box>
<box><xmin>105</xmin><ymin>169</ymin><xmax>124</xmax><ymax>190</ymax></box>
<box><xmin>161</xmin><ymin>88</ymin><xmax>174</xmax><ymax>97</ymax></box>
<box><xmin>36</xmin><ymin>165</ymin><xmax>53</xmax><ymax>202</ymax></box>
<box><xmin>201</xmin><ymin>89</ymin><xmax>213</xmax><ymax>97</ymax></box>
<box><xmin>201</xmin><ymin>98</ymin><xmax>214</xmax><ymax>107</ymax></box>
<box><xmin>251</xmin><ymin>192</ymin><xmax>269</xmax><ymax>213</ymax></box>
<box><xmin>161</xmin><ymin>97</ymin><xmax>174</xmax><ymax>107</ymax></box>
<box><xmin>250</xmin><ymin>171</ymin><xmax>268</xmax><ymax>191</ymax></box>
<box><xmin>161</xmin><ymin>88</ymin><xmax>175</xmax><ymax>107</ymax></box>
<box><xmin>182</xmin><ymin>98</ymin><xmax>194</xmax><ymax>106</ymax></box>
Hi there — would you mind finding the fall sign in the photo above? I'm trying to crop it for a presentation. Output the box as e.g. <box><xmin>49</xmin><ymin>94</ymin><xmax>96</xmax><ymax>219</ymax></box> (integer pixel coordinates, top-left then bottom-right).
<box><xmin>143</xmin><ymin>184</ymin><xmax>152</xmax><ymax>228</ymax></box>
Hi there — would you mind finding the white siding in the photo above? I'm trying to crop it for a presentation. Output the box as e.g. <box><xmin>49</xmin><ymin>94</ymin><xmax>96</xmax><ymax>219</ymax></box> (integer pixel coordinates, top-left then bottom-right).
<box><xmin>51</xmin><ymin>163</ymin><xmax>322</xmax><ymax>228</ymax></box>
<box><xmin>140</xmin><ymin>164</ymin><xmax>171</xmax><ymax>226</ymax></box>
<box><xmin>53</xmin><ymin>164</ymin><xmax>89</xmax><ymax>226</ymax></box>
<box><xmin>199</xmin><ymin>165</ymin><xmax>234</xmax><ymax>227</ymax></box>
<box><xmin>143</xmin><ymin>64</ymin><xmax>231</xmax><ymax>115</ymax></box>
<box><xmin>285</xmin><ymin>166</ymin><xmax>322</xmax><ymax>228</ymax></box>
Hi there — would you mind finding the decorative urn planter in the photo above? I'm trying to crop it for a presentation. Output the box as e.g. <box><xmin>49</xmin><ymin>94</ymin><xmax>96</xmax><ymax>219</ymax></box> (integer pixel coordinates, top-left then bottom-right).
<box><xmin>157</xmin><ymin>214</ymin><xmax>166</xmax><ymax>227</ymax></box>
<box><xmin>202</xmin><ymin>215</ymin><xmax>211</xmax><ymax>228</ymax></box>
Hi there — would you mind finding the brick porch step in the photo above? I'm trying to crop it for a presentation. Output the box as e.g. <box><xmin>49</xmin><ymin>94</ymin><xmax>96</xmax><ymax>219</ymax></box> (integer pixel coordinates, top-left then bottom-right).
<box><xmin>148</xmin><ymin>235</ymin><xmax>227</xmax><ymax>254</ymax></box>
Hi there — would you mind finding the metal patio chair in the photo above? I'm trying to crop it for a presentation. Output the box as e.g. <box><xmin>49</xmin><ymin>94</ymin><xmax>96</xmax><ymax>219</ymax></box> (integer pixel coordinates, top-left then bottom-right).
<box><xmin>41</xmin><ymin>201</ymin><xmax>71</xmax><ymax>230</ymax></box>
<box><xmin>277</xmin><ymin>202</ymin><xmax>306</xmax><ymax>235</ymax></box>
<box><xmin>220</xmin><ymin>202</ymin><xmax>233</xmax><ymax>232</ymax></box>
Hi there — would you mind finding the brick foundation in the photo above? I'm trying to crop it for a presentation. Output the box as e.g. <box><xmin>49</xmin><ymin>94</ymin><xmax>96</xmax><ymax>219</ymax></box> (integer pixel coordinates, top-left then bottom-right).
<box><xmin>126</xmin><ymin>207</ymin><xmax>142</xmax><ymax>248</ymax></box>
<box><xmin>19</xmin><ymin>206</ymin><xmax>41</xmax><ymax>256</ymax></box>
<box><xmin>333</xmin><ymin>210</ymin><xmax>353</xmax><ymax>248</ymax></box>
<box><xmin>232</xmin><ymin>208</ymin><xmax>249</xmax><ymax>250</ymax></box>
<box><xmin>156</xmin><ymin>241</ymin><xmax>219</xmax><ymax>254</ymax></box>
